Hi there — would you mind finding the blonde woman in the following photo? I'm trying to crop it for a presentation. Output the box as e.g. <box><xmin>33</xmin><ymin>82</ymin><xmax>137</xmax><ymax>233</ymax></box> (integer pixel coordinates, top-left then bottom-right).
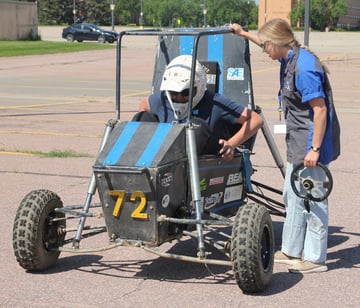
<box><xmin>231</xmin><ymin>19</ymin><xmax>340</xmax><ymax>274</ymax></box>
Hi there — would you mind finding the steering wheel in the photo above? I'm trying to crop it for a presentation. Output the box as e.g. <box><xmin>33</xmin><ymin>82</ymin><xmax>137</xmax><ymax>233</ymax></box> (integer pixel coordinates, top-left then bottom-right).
<box><xmin>290</xmin><ymin>163</ymin><xmax>333</xmax><ymax>202</ymax></box>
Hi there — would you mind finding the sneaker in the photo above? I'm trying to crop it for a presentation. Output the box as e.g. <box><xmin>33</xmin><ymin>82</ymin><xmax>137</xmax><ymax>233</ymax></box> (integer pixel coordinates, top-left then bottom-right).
<box><xmin>288</xmin><ymin>260</ymin><xmax>328</xmax><ymax>274</ymax></box>
<box><xmin>274</xmin><ymin>251</ymin><xmax>301</xmax><ymax>265</ymax></box>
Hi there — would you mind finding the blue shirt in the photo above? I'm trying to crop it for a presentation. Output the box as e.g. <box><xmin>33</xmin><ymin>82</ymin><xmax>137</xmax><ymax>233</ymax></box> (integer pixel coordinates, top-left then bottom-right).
<box><xmin>148</xmin><ymin>91</ymin><xmax>245</xmax><ymax>153</ymax></box>
<box><xmin>280</xmin><ymin>47</ymin><xmax>340</xmax><ymax>165</ymax></box>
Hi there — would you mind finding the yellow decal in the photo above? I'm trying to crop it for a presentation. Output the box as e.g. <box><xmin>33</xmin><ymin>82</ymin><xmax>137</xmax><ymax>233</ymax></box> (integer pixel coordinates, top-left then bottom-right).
<box><xmin>109</xmin><ymin>190</ymin><xmax>148</xmax><ymax>220</ymax></box>
<box><xmin>130</xmin><ymin>191</ymin><xmax>148</xmax><ymax>220</ymax></box>
<box><xmin>109</xmin><ymin>190</ymin><xmax>126</xmax><ymax>217</ymax></box>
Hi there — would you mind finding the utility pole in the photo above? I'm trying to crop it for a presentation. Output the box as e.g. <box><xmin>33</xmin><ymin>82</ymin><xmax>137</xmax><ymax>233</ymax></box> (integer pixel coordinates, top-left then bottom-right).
<box><xmin>200</xmin><ymin>0</ymin><xmax>207</xmax><ymax>27</ymax></box>
<box><xmin>304</xmin><ymin>0</ymin><xmax>310</xmax><ymax>46</ymax></box>
<box><xmin>73</xmin><ymin>0</ymin><xmax>76</xmax><ymax>24</ymax></box>
<box><xmin>110</xmin><ymin>0</ymin><xmax>115</xmax><ymax>31</ymax></box>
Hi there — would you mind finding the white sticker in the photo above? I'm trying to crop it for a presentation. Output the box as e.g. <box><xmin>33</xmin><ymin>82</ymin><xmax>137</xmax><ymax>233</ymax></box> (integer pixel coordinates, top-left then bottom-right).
<box><xmin>161</xmin><ymin>194</ymin><xmax>170</xmax><ymax>208</ymax></box>
<box><xmin>227</xmin><ymin>172</ymin><xmax>242</xmax><ymax>186</ymax></box>
<box><xmin>204</xmin><ymin>192</ymin><xmax>223</xmax><ymax>210</ymax></box>
<box><xmin>227</xmin><ymin>67</ymin><xmax>244</xmax><ymax>80</ymax></box>
<box><xmin>224</xmin><ymin>185</ymin><xmax>243</xmax><ymax>203</ymax></box>
<box><xmin>274</xmin><ymin>123</ymin><xmax>286</xmax><ymax>134</ymax></box>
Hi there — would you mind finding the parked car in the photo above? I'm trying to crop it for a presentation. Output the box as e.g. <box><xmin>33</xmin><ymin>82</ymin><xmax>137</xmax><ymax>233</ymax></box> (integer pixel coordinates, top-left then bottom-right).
<box><xmin>62</xmin><ymin>23</ymin><xmax>118</xmax><ymax>43</ymax></box>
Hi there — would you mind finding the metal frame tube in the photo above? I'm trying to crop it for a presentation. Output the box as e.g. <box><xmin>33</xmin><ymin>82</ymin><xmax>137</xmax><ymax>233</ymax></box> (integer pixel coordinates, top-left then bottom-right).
<box><xmin>258</xmin><ymin>107</ymin><xmax>286</xmax><ymax>178</ymax></box>
<box><xmin>72</xmin><ymin>120</ymin><xmax>117</xmax><ymax>248</ymax></box>
<box><xmin>186</xmin><ymin>124</ymin><xmax>205</xmax><ymax>257</ymax></box>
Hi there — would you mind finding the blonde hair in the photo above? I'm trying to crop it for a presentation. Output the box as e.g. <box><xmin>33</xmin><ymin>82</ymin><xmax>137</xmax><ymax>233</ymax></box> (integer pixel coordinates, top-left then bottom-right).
<box><xmin>258</xmin><ymin>18</ymin><xmax>300</xmax><ymax>47</ymax></box>
<box><xmin>259</xmin><ymin>18</ymin><xmax>329</xmax><ymax>73</ymax></box>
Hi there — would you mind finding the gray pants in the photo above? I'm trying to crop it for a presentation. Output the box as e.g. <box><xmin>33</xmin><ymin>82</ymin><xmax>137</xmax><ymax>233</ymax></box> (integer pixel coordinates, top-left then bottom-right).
<box><xmin>281</xmin><ymin>162</ymin><xmax>328</xmax><ymax>263</ymax></box>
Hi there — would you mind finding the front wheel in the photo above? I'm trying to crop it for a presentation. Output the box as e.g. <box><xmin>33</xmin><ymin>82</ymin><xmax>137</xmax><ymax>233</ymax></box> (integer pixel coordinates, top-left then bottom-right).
<box><xmin>66</xmin><ymin>34</ymin><xmax>74</xmax><ymax>42</ymax></box>
<box><xmin>231</xmin><ymin>203</ymin><xmax>274</xmax><ymax>293</ymax></box>
<box><xmin>13</xmin><ymin>189</ymin><xmax>66</xmax><ymax>271</ymax></box>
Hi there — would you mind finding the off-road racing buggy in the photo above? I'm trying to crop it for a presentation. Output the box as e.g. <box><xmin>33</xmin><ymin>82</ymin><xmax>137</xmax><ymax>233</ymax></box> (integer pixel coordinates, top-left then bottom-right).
<box><xmin>12</xmin><ymin>27</ymin><xmax>334</xmax><ymax>294</ymax></box>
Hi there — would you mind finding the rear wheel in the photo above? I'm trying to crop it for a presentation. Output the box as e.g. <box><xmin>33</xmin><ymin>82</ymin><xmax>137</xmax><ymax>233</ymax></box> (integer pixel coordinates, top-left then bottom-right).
<box><xmin>231</xmin><ymin>203</ymin><xmax>274</xmax><ymax>293</ymax></box>
<box><xmin>13</xmin><ymin>189</ymin><xmax>66</xmax><ymax>271</ymax></box>
<box><xmin>98</xmin><ymin>35</ymin><xmax>106</xmax><ymax>43</ymax></box>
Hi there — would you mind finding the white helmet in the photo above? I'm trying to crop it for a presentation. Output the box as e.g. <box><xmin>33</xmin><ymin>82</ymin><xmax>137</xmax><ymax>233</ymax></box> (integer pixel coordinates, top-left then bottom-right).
<box><xmin>160</xmin><ymin>55</ymin><xmax>207</xmax><ymax>120</ymax></box>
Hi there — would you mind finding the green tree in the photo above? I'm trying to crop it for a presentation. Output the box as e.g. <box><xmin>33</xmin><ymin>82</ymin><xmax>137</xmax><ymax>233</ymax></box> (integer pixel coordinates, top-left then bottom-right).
<box><xmin>37</xmin><ymin>0</ymin><xmax>112</xmax><ymax>25</ymax></box>
<box><xmin>290</xmin><ymin>0</ymin><xmax>304</xmax><ymax>28</ymax></box>
<box><xmin>144</xmin><ymin>0</ymin><xmax>204</xmax><ymax>28</ymax></box>
<box><xmin>33</xmin><ymin>0</ymin><xmax>258</xmax><ymax>27</ymax></box>
<box><xmin>88</xmin><ymin>0</ymin><xmax>258</xmax><ymax>28</ymax></box>
<box><xmin>290</xmin><ymin>0</ymin><xmax>348</xmax><ymax>31</ymax></box>
<box><xmin>114</xmin><ymin>0</ymin><xmax>139</xmax><ymax>25</ymax></box>
<box><xmin>326</xmin><ymin>0</ymin><xmax>348</xmax><ymax>29</ymax></box>
<box><xmin>209</xmin><ymin>0</ymin><xmax>257</xmax><ymax>26</ymax></box>
<box><xmin>38</xmin><ymin>0</ymin><xmax>70</xmax><ymax>25</ymax></box>
<box><xmin>84</xmin><ymin>0</ymin><xmax>112</xmax><ymax>25</ymax></box>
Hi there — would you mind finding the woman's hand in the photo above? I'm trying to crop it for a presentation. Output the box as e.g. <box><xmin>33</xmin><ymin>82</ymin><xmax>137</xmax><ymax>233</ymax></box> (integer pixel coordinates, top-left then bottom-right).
<box><xmin>230</xmin><ymin>23</ymin><xmax>246</xmax><ymax>36</ymax></box>
<box><xmin>230</xmin><ymin>23</ymin><xmax>262</xmax><ymax>47</ymax></box>
<box><xmin>304</xmin><ymin>149</ymin><xmax>320</xmax><ymax>167</ymax></box>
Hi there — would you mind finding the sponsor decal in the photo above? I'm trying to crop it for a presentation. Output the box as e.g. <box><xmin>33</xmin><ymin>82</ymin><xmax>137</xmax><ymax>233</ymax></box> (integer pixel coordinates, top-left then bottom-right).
<box><xmin>209</xmin><ymin>176</ymin><xmax>224</xmax><ymax>186</ymax></box>
<box><xmin>160</xmin><ymin>172</ymin><xmax>173</xmax><ymax>187</ymax></box>
<box><xmin>162</xmin><ymin>194</ymin><xmax>170</xmax><ymax>208</ymax></box>
<box><xmin>227</xmin><ymin>172</ymin><xmax>242</xmax><ymax>186</ymax></box>
<box><xmin>227</xmin><ymin>67</ymin><xmax>244</xmax><ymax>81</ymax></box>
<box><xmin>206</xmin><ymin>74</ymin><xmax>217</xmax><ymax>85</ymax></box>
<box><xmin>199</xmin><ymin>178</ymin><xmax>207</xmax><ymax>191</ymax></box>
<box><xmin>224</xmin><ymin>185</ymin><xmax>243</xmax><ymax>203</ymax></box>
<box><xmin>204</xmin><ymin>192</ymin><xmax>223</xmax><ymax>210</ymax></box>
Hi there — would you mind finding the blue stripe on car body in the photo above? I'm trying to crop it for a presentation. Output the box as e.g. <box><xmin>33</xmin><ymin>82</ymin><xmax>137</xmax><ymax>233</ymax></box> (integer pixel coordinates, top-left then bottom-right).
<box><xmin>103</xmin><ymin>122</ymin><xmax>140</xmax><ymax>166</ymax></box>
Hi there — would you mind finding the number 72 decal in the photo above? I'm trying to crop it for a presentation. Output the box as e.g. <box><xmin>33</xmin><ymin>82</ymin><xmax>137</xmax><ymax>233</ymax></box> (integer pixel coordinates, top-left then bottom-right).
<box><xmin>109</xmin><ymin>190</ymin><xmax>149</xmax><ymax>220</ymax></box>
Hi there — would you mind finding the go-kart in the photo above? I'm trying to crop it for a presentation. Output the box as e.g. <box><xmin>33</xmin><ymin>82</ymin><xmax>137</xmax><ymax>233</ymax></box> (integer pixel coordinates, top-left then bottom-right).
<box><xmin>13</xmin><ymin>28</ymin><xmax>292</xmax><ymax>294</ymax></box>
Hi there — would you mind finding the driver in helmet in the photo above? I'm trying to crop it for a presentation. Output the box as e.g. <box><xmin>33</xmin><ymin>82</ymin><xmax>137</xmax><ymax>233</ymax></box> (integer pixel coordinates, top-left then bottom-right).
<box><xmin>135</xmin><ymin>55</ymin><xmax>263</xmax><ymax>160</ymax></box>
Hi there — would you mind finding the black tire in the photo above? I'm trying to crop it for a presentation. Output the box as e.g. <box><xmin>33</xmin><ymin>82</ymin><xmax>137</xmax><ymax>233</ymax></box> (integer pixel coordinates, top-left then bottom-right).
<box><xmin>98</xmin><ymin>35</ymin><xmax>106</xmax><ymax>43</ymax></box>
<box><xmin>13</xmin><ymin>189</ymin><xmax>66</xmax><ymax>271</ymax></box>
<box><xmin>66</xmin><ymin>34</ymin><xmax>74</xmax><ymax>42</ymax></box>
<box><xmin>231</xmin><ymin>203</ymin><xmax>274</xmax><ymax>293</ymax></box>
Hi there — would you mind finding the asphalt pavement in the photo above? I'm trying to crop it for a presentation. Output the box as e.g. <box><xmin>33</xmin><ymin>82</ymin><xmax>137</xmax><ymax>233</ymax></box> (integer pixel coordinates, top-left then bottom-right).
<box><xmin>0</xmin><ymin>26</ymin><xmax>359</xmax><ymax>307</ymax></box>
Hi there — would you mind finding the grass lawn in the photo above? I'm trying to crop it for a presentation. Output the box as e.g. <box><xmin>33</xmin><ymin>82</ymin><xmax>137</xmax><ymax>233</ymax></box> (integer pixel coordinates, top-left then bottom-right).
<box><xmin>0</xmin><ymin>40</ymin><xmax>116</xmax><ymax>57</ymax></box>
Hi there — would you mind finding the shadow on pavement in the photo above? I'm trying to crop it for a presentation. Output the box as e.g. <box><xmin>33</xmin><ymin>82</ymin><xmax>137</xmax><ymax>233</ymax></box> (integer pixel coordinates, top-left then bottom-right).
<box><xmin>328</xmin><ymin>226</ymin><xmax>360</xmax><ymax>269</ymax></box>
<box><xmin>26</xmin><ymin>221</ymin><xmax>358</xmax><ymax>295</ymax></box>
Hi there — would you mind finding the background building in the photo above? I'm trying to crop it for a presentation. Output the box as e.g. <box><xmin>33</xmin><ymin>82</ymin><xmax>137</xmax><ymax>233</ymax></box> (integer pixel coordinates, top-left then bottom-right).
<box><xmin>338</xmin><ymin>0</ymin><xmax>360</xmax><ymax>29</ymax></box>
<box><xmin>258</xmin><ymin>0</ymin><xmax>360</xmax><ymax>30</ymax></box>
<box><xmin>0</xmin><ymin>0</ymin><xmax>38</xmax><ymax>40</ymax></box>
<box><xmin>258</xmin><ymin>0</ymin><xmax>295</xmax><ymax>27</ymax></box>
